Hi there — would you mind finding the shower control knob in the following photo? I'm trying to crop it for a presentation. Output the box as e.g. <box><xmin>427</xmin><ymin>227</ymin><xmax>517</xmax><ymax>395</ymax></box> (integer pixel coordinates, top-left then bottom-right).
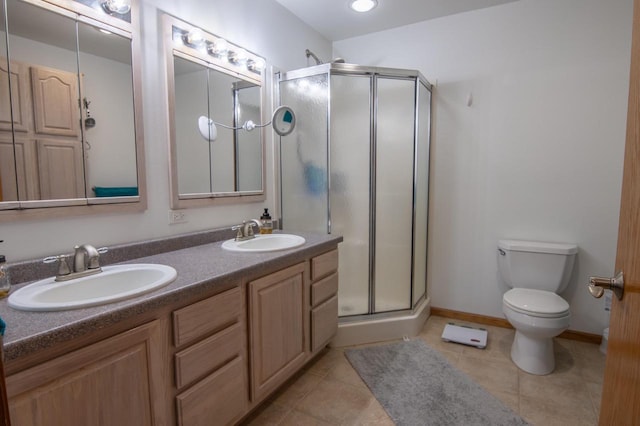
<box><xmin>587</xmin><ymin>271</ymin><xmax>624</xmax><ymax>301</ymax></box>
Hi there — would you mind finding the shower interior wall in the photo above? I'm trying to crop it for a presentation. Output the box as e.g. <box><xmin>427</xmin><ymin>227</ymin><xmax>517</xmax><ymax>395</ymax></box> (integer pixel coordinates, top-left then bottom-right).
<box><xmin>278</xmin><ymin>64</ymin><xmax>431</xmax><ymax>319</ymax></box>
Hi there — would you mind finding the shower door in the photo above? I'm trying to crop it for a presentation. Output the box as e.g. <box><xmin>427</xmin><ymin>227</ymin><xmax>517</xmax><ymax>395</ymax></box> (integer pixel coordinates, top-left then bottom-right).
<box><xmin>279</xmin><ymin>73</ymin><xmax>329</xmax><ymax>234</ymax></box>
<box><xmin>373</xmin><ymin>76</ymin><xmax>416</xmax><ymax>313</ymax></box>
<box><xmin>279</xmin><ymin>64</ymin><xmax>431</xmax><ymax>318</ymax></box>
<box><xmin>330</xmin><ymin>74</ymin><xmax>371</xmax><ymax>316</ymax></box>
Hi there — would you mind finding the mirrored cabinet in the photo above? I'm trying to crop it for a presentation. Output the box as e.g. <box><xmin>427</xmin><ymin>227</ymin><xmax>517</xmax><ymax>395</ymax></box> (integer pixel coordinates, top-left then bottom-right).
<box><xmin>0</xmin><ymin>0</ymin><xmax>145</xmax><ymax>219</ymax></box>
<box><xmin>164</xmin><ymin>15</ymin><xmax>267</xmax><ymax>209</ymax></box>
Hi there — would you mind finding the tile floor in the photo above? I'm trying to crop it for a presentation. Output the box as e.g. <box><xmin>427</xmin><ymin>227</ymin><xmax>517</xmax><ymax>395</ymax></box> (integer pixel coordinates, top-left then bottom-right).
<box><xmin>242</xmin><ymin>315</ymin><xmax>606</xmax><ymax>426</ymax></box>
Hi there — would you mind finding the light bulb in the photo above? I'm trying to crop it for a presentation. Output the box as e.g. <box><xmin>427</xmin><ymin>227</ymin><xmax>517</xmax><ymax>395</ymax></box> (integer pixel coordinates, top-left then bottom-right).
<box><xmin>208</xmin><ymin>39</ymin><xmax>228</xmax><ymax>56</ymax></box>
<box><xmin>102</xmin><ymin>0</ymin><xmax>131</xmax><ymax>14</ymax></box>
<box><xmin>248</xmin><ymin>57</ymin><xmax>266</xmax><ymax>72</ymax></box>
<box><xmin>349</xmin><ymin>0</ymin><xmax>377</xmax><ymax>13</ymax></box>
<box><xmin>229</xmin><ymin>49</ymin><xmax>248</xmax><ymax>64</ymax></box>
<box><xmin>183</xmin><ymin>28</ymin><xmax>205</xmax><ymax>47</ymax></box>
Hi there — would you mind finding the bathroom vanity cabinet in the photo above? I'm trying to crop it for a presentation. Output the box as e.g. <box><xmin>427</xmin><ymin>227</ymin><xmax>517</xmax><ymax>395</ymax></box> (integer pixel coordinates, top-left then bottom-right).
<box><xmin>1</xmin><ymin>237</ymin><xmax>340</xmax><ymax>426</ymax></box>
<box><xmin>6</xmin><ymin>320</ymin><xmax>169</xmax><ymax>425</ymax></box>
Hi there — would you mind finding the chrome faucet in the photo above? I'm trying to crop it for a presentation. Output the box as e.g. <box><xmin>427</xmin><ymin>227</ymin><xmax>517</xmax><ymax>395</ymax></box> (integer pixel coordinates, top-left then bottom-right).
<box><xmin>44</xmin><ymin>244</ymin><xmax>108</xmax><ymax>281</ymax></box>
<box><xmin>232</xmin><ymin>219</ymin><xmax>263</xmax><ymax>241</ymax></box>
<box><xmin>73</xmin><ymin>244</ymin><xmax>101</xmax><ymax>273</ymax></box>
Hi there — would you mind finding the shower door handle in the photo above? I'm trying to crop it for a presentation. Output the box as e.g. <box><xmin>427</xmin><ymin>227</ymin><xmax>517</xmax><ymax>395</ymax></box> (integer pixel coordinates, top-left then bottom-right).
<box><xmin>587</xmin><ymin>271</ymin><xmax>624</xmax><ymax>300</ymax></box>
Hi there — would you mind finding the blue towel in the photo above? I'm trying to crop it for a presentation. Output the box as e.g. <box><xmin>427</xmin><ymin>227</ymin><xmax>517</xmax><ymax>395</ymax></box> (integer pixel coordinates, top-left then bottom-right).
<box><xmin>93</xmin><ymin>186</ymin><xmax>139</xmax><ymax>197</ymax></box>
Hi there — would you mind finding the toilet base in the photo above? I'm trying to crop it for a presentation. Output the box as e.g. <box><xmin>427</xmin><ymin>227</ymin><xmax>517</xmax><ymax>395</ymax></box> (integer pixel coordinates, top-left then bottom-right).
<box><xmin>511</xmin><ymin>331</ymin><xmax>555</xmax><ymax>375</ymax></box>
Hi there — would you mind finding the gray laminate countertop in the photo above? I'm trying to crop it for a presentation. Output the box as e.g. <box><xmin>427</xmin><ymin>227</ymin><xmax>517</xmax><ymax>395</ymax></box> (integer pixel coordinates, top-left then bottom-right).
<box><xmin>0</xmin><ymin>230</ymin><xmax>342</xmax><ymax>363</ymax></box>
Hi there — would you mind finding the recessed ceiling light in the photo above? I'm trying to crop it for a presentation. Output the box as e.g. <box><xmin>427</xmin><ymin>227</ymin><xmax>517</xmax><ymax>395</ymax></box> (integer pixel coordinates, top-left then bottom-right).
<box><xmin>349</xmin><ymin>0</ymin><xmax>378</xmax><ymax>13</ymax></box>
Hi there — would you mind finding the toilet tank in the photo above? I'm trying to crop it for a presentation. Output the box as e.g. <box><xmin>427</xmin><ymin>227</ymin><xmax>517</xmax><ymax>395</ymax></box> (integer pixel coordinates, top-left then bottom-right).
<box><xmin>497</xmin><ymin>240</ymin><xmax>578</xmax><ymax>293</ymax></box>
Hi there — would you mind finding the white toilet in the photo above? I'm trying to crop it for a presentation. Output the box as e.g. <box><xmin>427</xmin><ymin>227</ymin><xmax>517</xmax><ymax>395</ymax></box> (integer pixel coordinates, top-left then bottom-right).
<box><xmin>497</xmin><ymin>239</ymin><xmax>578</xmax><ymax>375</ymax></box>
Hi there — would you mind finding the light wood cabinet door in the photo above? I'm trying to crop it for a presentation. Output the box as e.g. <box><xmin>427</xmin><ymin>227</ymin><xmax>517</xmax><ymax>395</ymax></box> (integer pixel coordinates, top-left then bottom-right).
<box><xmin>311</xmin><ymin>295</ymin><xmax>339</xmax><ymax>352</ymax></box>
<box><xmin>0</xmin><ymin>59</ymin><xmax>31</xmax><ymax>133</ymax></box>
<box><xmin>0</xmin><ymin>341</ymin><xmax>10</xmax><ymax>426</ymax></box>
<box><xmin>6</xmin><ymin>320</ymin><xmax>169</xmax><ymax>426</ymax></box>
<box><xmin>37</xmin><ymin>138</ymin><xmax>85</xmax><ymax>199</ymax></box>
<box><xmin>176</xmin><ymin>356</ymin><xmax>248</xmax><ymax>426</ymax></box>
<box><xmin>172</xmin><ymin>287</ymin><xmax>241</xmax><ymax>348</ymax></box>
<box><xmin>0</xmin><ymin>136</ymin><xmax>39</xmax><ymax>202</ymax></box>
<box><xmin>30</xmin><ymin>65</ymin><xmax>80</xmax><ymax>137</ymax></box>
<box><xmin>311</xmin><ymin>249</ymin><xmax>338</xmax><ymax>281</ymax></box>
<box><xmin>249</xmin><ymin>263</ymin><xmax>309</xmax><ymax>402</ymax></box>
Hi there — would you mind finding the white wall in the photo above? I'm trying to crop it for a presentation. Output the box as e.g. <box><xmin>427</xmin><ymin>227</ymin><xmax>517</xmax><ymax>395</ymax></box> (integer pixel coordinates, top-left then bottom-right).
<box><xmin>334</xmin><ymin>0</ymin><xmax>633</xmax><ymax>334</ymax></box>
<box><xmin>1</xmin><ymin>0</ymin><xmax>331</xmax><ymax>261</ymax></box>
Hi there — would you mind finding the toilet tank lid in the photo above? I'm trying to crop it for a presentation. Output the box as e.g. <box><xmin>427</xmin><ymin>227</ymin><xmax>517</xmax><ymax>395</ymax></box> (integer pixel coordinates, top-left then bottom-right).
<box><xmin>498</xmin><ymin>240</ymin><xmax>578</xmax><ymax>255</ymax></box>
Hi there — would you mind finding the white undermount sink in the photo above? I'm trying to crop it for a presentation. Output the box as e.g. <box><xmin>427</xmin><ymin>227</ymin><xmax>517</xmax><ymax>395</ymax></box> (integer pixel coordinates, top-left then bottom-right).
<box><xmin>221</xmin><ymin>234</ymin><xmax>306</xmax><ymax>253</ymax></box>
<box><xmin>8</xmin><ymin>264</ymin><xmax>177</xmax><ymax>312</ymax></box>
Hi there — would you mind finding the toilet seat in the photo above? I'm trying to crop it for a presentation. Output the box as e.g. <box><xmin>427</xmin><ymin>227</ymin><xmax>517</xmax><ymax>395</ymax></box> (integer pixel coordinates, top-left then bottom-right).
<box><xmin>503</xmin><ymin>288</ymin><xmax>569</xmax><ymax>318</ymax></box>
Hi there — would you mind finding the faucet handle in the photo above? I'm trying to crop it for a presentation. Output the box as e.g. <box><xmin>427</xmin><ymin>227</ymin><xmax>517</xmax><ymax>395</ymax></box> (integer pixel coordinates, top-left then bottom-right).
<box><xmin>232</xmin><ymin>223</ymin><xmax>245</xmax><ymax>240</ymax></box>
<box><xmin>43</xmin><ymin>255</ymin><xmax>71</xmax><ymax>277</ymax></box>
<box><xmin>90</xmin><ymin>247</ymin><xmax>108</xmax><ymax>269</ymax></box>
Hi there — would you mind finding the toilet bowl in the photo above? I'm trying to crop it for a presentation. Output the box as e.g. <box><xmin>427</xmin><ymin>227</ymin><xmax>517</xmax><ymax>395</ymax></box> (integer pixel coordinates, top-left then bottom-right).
<box><xmin>503</xmin><ymin>288</ymin><xmax>570</xmax><ymax>375</ymax></box>
<box><xmin>497</xmin><ymin>240</ymin><xmax>577</xmax><ymax>375</ymax></box>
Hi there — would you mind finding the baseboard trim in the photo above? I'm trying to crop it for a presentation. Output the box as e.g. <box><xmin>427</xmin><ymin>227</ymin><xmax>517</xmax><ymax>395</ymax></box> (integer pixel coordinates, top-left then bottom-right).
<box><xmin>559</xmin><ymin>329</ymin><xmax>602</xmax><ymax>344</ymax></box>
<box><xmin>430</xmin><ymin>307</ymin><xmax>602</xmax><ymax>345</ymax></box>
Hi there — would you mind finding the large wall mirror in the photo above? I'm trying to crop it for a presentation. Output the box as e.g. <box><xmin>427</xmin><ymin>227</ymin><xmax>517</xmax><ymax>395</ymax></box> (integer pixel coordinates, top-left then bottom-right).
<box><xmin>164</xmin><ymin>15</ymin><xmax>266</xmax><ymax>209</ymax></box>
<box><xmin>0</xmin><ymin>0</ymin><xmax>145</xmax><ymax>218</ymax></box>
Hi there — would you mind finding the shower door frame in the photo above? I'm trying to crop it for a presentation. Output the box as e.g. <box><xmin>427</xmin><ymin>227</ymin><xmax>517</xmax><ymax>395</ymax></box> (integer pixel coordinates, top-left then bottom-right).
<box><xmin>277</xmin><ymin>63</ymin><xmax>432</xmax><ymax>320</ymax></box>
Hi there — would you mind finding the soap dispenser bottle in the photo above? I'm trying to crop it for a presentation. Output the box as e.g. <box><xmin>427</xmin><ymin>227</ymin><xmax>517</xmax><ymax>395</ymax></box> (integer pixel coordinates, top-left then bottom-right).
<box><xmin>260</xmin><ymin>208</ymin><xmax>273</xmax><ymax>234</ymax></box>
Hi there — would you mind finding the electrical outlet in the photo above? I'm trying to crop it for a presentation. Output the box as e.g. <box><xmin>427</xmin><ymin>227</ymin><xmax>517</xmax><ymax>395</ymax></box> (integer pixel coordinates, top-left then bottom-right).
<box><xmin>169</xmin><ymin>210</ymin><xmax>187</xmax><ymax>224</ymax></box>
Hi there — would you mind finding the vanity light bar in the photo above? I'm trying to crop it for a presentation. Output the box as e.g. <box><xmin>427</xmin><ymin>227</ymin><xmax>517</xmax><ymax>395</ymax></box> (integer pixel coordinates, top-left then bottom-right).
<box><xmin>172</xmin><ymin>25</ymin><xmax>265</xmax><ymax>77</ymax></box>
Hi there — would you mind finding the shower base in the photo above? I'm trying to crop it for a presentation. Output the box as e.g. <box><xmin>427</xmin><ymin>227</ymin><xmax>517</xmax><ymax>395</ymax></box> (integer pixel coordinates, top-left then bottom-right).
<box><xmin>330</xmin><ymin>297</ymin><xmax>431</xmax><ymax>347</ymax></box>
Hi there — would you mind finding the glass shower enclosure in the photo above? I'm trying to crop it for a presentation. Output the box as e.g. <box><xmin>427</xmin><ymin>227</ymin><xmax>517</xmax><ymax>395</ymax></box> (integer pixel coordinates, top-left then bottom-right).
<box><xmin>278</xmin><ymin>63</ymin><xmax>432</xmax><ymax>319</ymax></box>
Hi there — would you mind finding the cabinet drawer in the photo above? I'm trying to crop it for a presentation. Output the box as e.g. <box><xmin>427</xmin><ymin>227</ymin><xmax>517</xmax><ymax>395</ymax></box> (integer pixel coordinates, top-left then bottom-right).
<box><xmin>311</xmin><ymin>295</ymin><xmax>338</xmax><ymax>352</ymax></box>
<box><xmin>173</xmin><ymin>287</ymin><xmax>241</xmax><ymax>347</ymax></box>
<box><xmin>311</xmin><ymin>249</ymin><xmax>338</xmax><ymax>281</ymax></box>
<box><xmin>311</xmin><ymin>272</ymin><xmax>338</xmax><ymax>307</ymax></box>
<box><xmin>175</xmin><ymin>322</ymin><xmax>243</xmax><ymax>390</ymax></box>
<box><xmin>176</xmin><ymin>356</ymin><xmax>248</xmax><ymax>426</ymax></box>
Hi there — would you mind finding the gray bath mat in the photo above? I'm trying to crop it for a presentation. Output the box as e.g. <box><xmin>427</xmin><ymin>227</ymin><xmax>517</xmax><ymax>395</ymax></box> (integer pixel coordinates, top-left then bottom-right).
<box><xmin>345</xmin><ymin>339</ymin><xmax>529</xmax><ymax>426</ymax></box>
